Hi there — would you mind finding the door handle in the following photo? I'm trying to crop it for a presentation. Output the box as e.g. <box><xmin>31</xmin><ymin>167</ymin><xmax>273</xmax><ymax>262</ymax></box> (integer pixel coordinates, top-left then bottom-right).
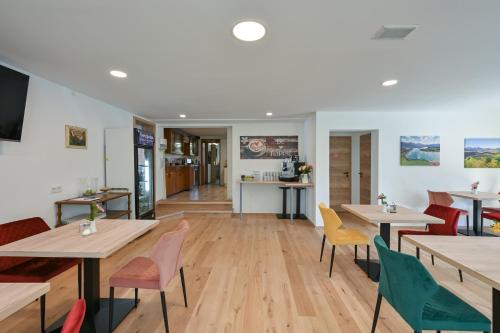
<box><xmin>358</xmin><ymin>171</ymin><xmax>363</xmax><ymax>177</ymax></box>
<box><xmin>343</xmin><ymin>171</ymin><xmax>350</xmax><ymax>178</ymax></box>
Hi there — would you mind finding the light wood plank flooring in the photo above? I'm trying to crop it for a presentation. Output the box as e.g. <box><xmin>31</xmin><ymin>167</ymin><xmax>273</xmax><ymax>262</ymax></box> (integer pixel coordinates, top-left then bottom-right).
<box><xmin>0</xmin><ymin>213</ymin><xmax>492</xmax><ymax>332</ymax></box>
<box><xmin>165</xmin><ymin>184</ymin><xmax>228</xmax><ymax>201</ymax></box>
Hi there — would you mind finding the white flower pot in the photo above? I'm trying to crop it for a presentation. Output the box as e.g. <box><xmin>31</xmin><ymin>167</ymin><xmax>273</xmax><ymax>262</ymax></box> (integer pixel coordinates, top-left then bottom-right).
<box><xmin>300</xmin><ymin>174</ymin><xmax>309</xmax><ymax>184</ymax></box>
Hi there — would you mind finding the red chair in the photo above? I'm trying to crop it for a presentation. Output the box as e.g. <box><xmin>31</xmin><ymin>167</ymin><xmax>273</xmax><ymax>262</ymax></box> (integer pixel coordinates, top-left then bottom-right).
<box><xmin>398</xmin><ymin>204</ymin><xmax>464</xmax><ymax>282</ymax></box>
<box><xmin>61</xmin><ymin>299</ymin><xmax>86</xmax><ymax>333</ymax></box>
<box><xmin>0</xmin><ymin>217</ymin><xmax>82</xmax><ymax>332</ymax></box>
<box><xmin>481</xmin><ymin>192</ymin><xmax>500</xmax><ymax>230</ymax></box>
<box><xmin>428</xmin><ymin>190</ymin><xmax>470</xmax><ymax>235</ymax></box>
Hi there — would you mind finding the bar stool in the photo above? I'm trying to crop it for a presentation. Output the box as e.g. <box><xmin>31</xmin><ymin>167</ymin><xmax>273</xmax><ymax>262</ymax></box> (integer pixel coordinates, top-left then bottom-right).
<box><xmin>277</xmin><ymin>186</ymin><xmax>290</xmax><ymax>219</ymax></box>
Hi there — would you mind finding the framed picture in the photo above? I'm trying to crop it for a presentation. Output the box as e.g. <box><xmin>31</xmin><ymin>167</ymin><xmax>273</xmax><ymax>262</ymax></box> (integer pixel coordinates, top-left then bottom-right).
<box><xmin>400</xmin><ymin>136</ymin><xmax>440</xmax><ymax>166</ymax></box>
<box><xmin>65</xmin><ymin>125</ymin><xmax>87</xmax><ymax>149</ymax></box>
<box><xmin>464</xmin><ymin>138</ymin><xmax>500</xmax><ymax>168</ymax></box>
<box><xmin>240</xmin><ymin>136</ymin><xmax>298</xmax><ymax>159</ymax></box>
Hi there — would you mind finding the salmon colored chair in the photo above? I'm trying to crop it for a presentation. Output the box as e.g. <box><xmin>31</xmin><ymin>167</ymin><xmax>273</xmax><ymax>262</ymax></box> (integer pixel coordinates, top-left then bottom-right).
<box><xmin>108</xmin><ymin>220</ymin><xmax>189</xmax><ymax>333</ymax></box>
<box><xmin>482</xmin><ymin>192</ymin><xmax>500</xmax><ymax>231</ymax></box>
<box><xmin>61</xmin><ymin>299</ymin><xmax>86</xmax><ymax>333</ymax></box>
<box><xmin>428</xmin><ymin>190</ymin><xmax>470</xmax><ymax>235</ymax></box>
<box><xmin>318</xmin><ymin>203</ymin><xmax>370</xmax><ymax>277</ymax></box>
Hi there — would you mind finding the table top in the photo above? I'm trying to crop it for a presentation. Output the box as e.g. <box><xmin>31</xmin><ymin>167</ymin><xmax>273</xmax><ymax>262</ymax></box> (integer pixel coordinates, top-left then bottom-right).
<box><xmin>0</xmin><ymin>283</ymin><xmax>50</xmax><ymax>321</ymax></box>
<box><xmin>0</xmin><ymin>219</ymin><xmax>159</xmax><ymax>259</ymax></box>
<box><xmin>402</xmin><ymin>235</ymin><xmax>500</xmax><ymax>290</ymax></box>
<box><xmin>448</xmin><ymin>191</ymin><xmax>500</xmax><ymax>201</ymax></box>
<box><xmin>239</xmin><ymin>180</ymin><xmax>314</xmax><ymax>187</ymax></box>
<box><xmin>55</xmin><ymin>192</ymin><xmax>131</xmax><ymax>205</ymax></box>
<box><xmin>341</xmin><ymin>204</ymin><xmax>444</xmax><ymax>225</ymax></box>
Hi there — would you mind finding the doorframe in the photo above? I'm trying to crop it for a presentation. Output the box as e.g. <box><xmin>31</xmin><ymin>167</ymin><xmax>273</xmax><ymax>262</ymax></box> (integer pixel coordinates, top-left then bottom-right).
<box><xmin>329</xmin><ymin>130</ymin><xmax>379</xmax><ymax>206</ymax></box>
<box><xmin>201</xmin><ymin>138</ymin><xmax>221</xmax><ymax>185</ymax></box>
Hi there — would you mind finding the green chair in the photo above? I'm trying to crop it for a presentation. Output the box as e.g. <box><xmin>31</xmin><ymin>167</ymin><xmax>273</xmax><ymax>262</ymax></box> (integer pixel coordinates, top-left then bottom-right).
<box><xmin>371</xmin><ymin>235</ymin><xmax>491</xmax><ymax>333</ymax></box>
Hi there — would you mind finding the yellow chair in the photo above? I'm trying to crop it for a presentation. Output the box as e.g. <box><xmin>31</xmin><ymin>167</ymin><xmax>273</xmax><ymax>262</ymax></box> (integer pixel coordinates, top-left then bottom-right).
<box><xmin>318</xmin><ymin>203</ymin><xmax>371</xmax><ymax>277</ymax></box>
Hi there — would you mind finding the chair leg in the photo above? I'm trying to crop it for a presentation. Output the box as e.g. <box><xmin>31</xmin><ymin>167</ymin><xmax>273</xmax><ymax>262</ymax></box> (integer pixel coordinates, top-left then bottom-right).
<box><xmin>466</xmin><ymin>215</ymin><xmax>470</xmax><ymax>236</ymax></box>
<box><xmin>78</xmin><ymin>262</ymin><xmax>82</xmax><ymax>299</ymax></box>
<box><xmin>160</xmin><ymin>291</ymin><xmax>170</xmax><ymax>333</ymax></box>
<box><xmin>371</xmin><ymin>293</ymin><xmax>382</xmax><ymax>333</ymax></box>
<box><xmin>180</xmin><ymin>267</ymin><xmax>188</xmax><ymax>307</ymax></box>
<box><xmin>40</xmin><ymin>295</ymin><xmax>45</xmax><ymax>333</ymax></box>
<box><xmin>431</xmin><ymin>254</ymin><xmax>435</xmax><ymax>266</ymax></box>
<box><xmin>134</xmin><ymin>288</ymin><xmax>139</xmax><ymax>308</ymax></box>
<box><xmin>416</xmin><ymin>247</ymin><xmax>420</xmax><ymax>260</ymax></box>
<box><xmin>354</xmin><ymin>244</ymin><xmax>358</xmax><ymax>262</ymax></box>
<box><xmin>459</xmin><ymin>269</ymin><xmax>463</xmax><ymax>283</ymax></box>
<box><xmin>329</xmin><ymin>245</ymin><xmax>336</xmax><ymax>278</ymax></box>
<box><xmin>398</xmin><ymin>236</ymin><xmax>401</xmax><ymax>252</ymax></box>
<box><xmin>109</xmin><ymin>287</ymin><xmax>114</xmax><ymax>333</ymax></box>
<box><xmin>320</xmin><ymin>234</ymin><xmax>326</xmax><ymax>262</ymax></box>
<box><xmin>367</xmin><ymin>245</ymin><xmax>371</xmax><ymax>278</ymax></box>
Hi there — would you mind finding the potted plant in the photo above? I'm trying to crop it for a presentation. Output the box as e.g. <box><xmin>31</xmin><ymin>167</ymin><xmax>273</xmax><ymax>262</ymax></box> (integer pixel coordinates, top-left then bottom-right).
<box><xmin>471</xmin><ymin>181</ymin><xmax>480</xmax><ymax>194</ymax></box>
<box><xmin>378</xmin><ymin>193</ymin><xmax>388</xmax><ymax>212</ymax></box>
<box><xmin>88</xmin><ymin>202</ymin><xmax>105</xmax><ymax>233</ymax></box>
<box><xmin>298</xmin><ymin>164</ymin><xmax>313</xmax><ymax>183</ymax></box>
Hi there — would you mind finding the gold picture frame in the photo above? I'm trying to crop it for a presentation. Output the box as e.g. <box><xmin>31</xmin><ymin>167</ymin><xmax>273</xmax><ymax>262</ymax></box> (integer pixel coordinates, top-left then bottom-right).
<box><xmin>65</xmin><ymin>125</ymin><xmax>87</xmax><ymax>149</ymax></box>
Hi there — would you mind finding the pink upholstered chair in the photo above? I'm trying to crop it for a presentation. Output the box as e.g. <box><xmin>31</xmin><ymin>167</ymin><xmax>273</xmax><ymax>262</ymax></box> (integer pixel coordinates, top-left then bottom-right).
<box><xmin>428</xmin><ymin>190</ymin><xmax>470</xmax><ymax>235</ymax></box>
<box><xmin>108</xmin><ymin>220</ymin><xmax>189</xmax><ymax>333</ymax></box>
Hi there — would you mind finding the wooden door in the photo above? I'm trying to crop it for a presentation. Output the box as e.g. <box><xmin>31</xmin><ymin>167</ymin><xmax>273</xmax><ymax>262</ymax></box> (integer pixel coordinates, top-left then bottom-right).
<box><xmin>359</xmin><ymin>133</ymin><xmax>372</xmax><ymax>204</ymax></box>
<box><xmin>330</xmin><ymin>136</ymin><xmax>352</xmax><ymax>208</ymax></box>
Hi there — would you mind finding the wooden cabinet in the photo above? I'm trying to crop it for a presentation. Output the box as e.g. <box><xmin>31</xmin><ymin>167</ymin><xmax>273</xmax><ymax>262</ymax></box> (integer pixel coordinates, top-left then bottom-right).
<box><xmin>165</xmin><ymin>166</ymin><xmax>196</xmax><ymax>196</ymax></box>
<box><xmin>163</xmin><ymin>128</ymin><xmax>200</xmax><ymax>156</ymax></box>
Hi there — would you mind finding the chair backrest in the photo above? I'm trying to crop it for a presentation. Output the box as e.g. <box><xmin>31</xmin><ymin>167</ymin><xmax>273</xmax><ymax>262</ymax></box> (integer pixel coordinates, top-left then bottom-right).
<box><xmin>150</xmin><ymin>220</ymin><xmax>189</xmax><ymax>290</ymax></box>
<box><xmin>425</xmin><ymin>204</ymin><xmax>461</xmax><ymax>236</ymax></box>
<box><xmin>61</xmin><ymin>299</ymin><xmax>86</xmax><ymax>333</ymax></box>
<box><xmin>427</xmin><ymin>190</ymin><xmax>454</xmax><ymax>207</ymax></box>
<box><xmin>374</xmin><ymin>235</ymin><xmax>439</xmax><ymax>331</ymax></box>
<box><xmin>0</xmin><ymin>217</ymin><xmax>50</xmax><ymax>271</ymax></box>
<box><xmin>318</xmin><ymin>203</ymin><xmax>343</xmax><ymax>242</ymax></box>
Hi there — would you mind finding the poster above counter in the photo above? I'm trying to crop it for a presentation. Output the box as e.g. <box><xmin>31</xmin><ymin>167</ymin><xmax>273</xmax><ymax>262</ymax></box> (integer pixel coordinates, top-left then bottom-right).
<box><xmin>240</xmin><ymin>136</ymin><xmax>298</xmax><ymax>159</ymax></box>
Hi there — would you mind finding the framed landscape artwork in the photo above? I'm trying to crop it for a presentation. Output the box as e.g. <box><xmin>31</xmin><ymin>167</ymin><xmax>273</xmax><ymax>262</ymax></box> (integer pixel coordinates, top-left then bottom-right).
<box><xmin>240</xmin><ymin>136</ymin><xmax>298</xmax><ymax>159</ymax></box>
<box><xmin>65</xmin><ymin>125</ymin><xmax>87</xmax><ymax>149</ymax></box>
<box><xmin>400</xmin><ymin>136</ymin><xmax>440</xmax><ymax>166</ymax></box>
<box><xmin>464</xmin><ymin>138</ymin><xmax>500</xmax><ymax>168</ymax></box>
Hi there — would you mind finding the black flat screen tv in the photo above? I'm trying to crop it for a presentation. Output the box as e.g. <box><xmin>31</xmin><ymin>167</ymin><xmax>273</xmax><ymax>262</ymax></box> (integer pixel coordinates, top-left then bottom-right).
<box><xmin>0</xmin><ymin>64</ymin><xmax>30</xmax><ymax>142</ymax></box>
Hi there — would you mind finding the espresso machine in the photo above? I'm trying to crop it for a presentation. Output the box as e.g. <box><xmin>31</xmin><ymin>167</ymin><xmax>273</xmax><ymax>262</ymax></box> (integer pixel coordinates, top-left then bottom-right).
<box><xmin>279</xmin><ymin>157</ymin><xmax>304</xmax><ymax>182</ymax></box>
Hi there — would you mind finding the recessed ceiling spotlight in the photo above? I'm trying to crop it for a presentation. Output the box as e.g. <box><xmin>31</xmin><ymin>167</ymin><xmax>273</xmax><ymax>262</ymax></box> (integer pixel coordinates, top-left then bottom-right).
<box><xmin>109</xmin><ymin>70</ymin><xmax>127</xmax><ymax>78</ymax></box>
<box><xmin>382</xmin><ymin>79</ymin><xmax>398</xmax><ymax>87</ymax></box>
<box><xmin>179</xmin><ymin>114</ymin><xmax>186</xmax><ymax>118</ymax></box>
<box><xmin>266</xmin><ymin>112</ymin><xmax>273</xmax><ymax>116</ymax></box>
<box><xmin>232</xmin><ymin>21</ymin><xmax>266</xmax><ymax>42</ymax></box>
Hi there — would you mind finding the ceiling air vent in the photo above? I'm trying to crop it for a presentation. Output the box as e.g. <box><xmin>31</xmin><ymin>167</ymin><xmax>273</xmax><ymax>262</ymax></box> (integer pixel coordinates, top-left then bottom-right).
<box><xmin>372</xmin><ymin>25</ymin><xmax>418</xmax><ymax>40</ymax></box>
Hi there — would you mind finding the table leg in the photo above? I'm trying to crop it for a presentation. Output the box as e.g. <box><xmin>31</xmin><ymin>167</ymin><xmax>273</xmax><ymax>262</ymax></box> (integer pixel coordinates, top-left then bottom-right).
<box><xmin>47</xmin><ymin>258</ymin><xmax>139</xmax><ymax>333</ymax></box>
<box><xmin>290</xmin><ymin>187</ymin><xmax>294</xmax><ymax>223</ymax></box>
<box><xmin>355</xmin><ymin>222</ymin><xmax>389</xmax><ymax>282</ymax></box>
<box><xmin>240</xmin><ymin>183</ymin><xmax>243</xmax><ymax>219</ymax></box>
<box><xmin>57</xmin><ymin>204</ymin><xmax>62</xmax><ymax>227</ymax></box>
<box><xmin>473</xmin><ymin>200</ymin><xmax>482</xmax><ymax>235</ymax></box>
<box><xmin>494</xmin><ymin>288</ymin><xmax>499</xmax><ymax>333</ymax></box>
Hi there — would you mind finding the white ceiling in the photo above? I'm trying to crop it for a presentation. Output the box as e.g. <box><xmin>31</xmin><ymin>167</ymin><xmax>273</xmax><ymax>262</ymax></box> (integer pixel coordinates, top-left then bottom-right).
<box><xmin>1</xmin><ymin>1</ymin><xmax>500</xmax><ymax>120</ymax></box>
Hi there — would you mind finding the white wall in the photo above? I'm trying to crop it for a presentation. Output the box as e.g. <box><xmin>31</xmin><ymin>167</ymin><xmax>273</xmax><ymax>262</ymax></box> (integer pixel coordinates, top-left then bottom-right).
<box><xmin>303</xmin><ymin>114</ymin><xmax>316</xmax><ymax>222</ymax></box>
<box><xmin>232</xmin><ymin>120</ymin><xmax>305</xmax><ymax>214</ymax></box>
<box><xmin>314</xmin><ymin>111</ymin><xmax>500</xmax><ymax>226</ymax></box>
<box><xmin>0</xmin><ymin>63</ymin><xmax>134</xmax><ymax>227</ymax></box>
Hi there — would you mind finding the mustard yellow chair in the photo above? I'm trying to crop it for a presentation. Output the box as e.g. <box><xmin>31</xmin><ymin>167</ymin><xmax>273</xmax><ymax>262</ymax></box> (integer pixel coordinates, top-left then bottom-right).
<box><xmin>318</xmin><ymin>203</ymin><xmax>371</xmax><ymax>277</ymax></box>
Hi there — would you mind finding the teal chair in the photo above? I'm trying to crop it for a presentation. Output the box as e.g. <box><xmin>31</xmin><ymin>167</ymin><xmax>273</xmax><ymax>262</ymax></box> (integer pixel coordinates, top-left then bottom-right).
<box><xmin>371</xmin><ymin>235</ymin><xmax>491</xmax><ymax>333</ymax></box>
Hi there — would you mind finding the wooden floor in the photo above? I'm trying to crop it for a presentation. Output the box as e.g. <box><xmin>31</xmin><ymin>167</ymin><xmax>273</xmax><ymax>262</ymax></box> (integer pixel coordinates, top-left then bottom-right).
<box><xmin>166</xmin><ymin>184</ymin><xmax>228</xmax><ymax>201</ymax></box>
<box><xmin>0</xmin><ymin>213</ymin><xmax>492</xmax><ymax>333</ymax></box>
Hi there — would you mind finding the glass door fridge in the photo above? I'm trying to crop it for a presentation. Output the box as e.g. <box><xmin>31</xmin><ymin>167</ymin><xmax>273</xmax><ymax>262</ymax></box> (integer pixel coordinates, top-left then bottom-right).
<box><xmin>134</xmin><ymin>129</ymin><xmax>155</xmax><ymax>219</ymax></box>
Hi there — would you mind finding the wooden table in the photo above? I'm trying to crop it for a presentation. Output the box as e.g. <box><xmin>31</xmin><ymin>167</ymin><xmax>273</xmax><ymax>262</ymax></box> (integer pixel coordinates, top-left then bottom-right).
<box><xmin>0</xmin><ymin>283</ymin><xmax>50</xmax><ymax>321</ymax></box>
<box><xmin>341</xmin><ymin>204</ymin><xmax>444</xmax><ymax>281</ymax></box>
<box><xmin>238</xmin><ymin>180</ymin><xmax>314</xmax><ymax>222</ymax></box>
<box><xmin>55</xmin><ymin>192</ymin><xmax>132</xmax><ymax>227</ymax></box>
<box><xmin>0</xmin><ymin>219</ymin><xmax>158</xmax><ymax>332</ymax></box>
<box><xmin>402</xmin><ymin>235</ymin><xmax>499</xmax><ymax>332</ymax></box>
<box><xmin>449</xmin><ymin>191</ymin><xmax>500</xmax><ymax>236</ymax></box>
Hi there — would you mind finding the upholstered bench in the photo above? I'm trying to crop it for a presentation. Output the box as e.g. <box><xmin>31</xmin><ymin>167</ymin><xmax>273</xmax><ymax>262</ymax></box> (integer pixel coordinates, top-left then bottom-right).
<box><xmin>0</xmin><ymin>217</ymin><xmax>82</xmax><ymax>333</ymax></box>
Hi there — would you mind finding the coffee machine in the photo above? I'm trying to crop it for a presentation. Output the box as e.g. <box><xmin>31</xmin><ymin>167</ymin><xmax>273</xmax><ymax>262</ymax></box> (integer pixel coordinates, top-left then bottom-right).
<box><xmin>279</xmin><ymin>158</ymin><xmax>304</xmax><ymax>182</ymax></box>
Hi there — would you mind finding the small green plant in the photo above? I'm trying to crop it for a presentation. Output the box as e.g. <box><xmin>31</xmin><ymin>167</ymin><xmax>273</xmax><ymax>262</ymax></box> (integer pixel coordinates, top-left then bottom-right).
<box><xmin>88</xmin><ymin>203</ymin><xmax>104</xmax><ymax>221</ymax></box>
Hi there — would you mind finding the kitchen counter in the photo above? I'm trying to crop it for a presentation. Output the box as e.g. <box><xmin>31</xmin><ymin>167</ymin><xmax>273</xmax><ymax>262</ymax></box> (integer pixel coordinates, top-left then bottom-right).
<box><xmin>165</xmin><ymin>165</ymin><xmax>197</xmax><ymax>196</ymax></box>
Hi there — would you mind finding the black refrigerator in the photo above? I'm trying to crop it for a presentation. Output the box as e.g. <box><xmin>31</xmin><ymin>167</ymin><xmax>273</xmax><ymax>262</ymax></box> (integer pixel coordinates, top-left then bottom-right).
<box><xmin>134</xmin><ymin>128</ymin><xmax>155</xmax><ymax>219</ymax></box>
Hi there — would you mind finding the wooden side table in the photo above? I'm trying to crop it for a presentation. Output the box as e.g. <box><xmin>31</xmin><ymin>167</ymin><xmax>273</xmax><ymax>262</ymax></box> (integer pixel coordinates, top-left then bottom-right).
<box><xmin>55</xmin><ymin>192</ymin><xmax>132</xmax><ymax>227</ymax></box>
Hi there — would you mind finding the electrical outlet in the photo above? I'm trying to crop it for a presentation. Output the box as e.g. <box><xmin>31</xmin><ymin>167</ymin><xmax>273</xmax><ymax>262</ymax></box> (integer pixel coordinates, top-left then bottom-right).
<box><xmin>50</xmin><ymin>186</ymin><xmax>62</xmax><ymax>194</ymax></box>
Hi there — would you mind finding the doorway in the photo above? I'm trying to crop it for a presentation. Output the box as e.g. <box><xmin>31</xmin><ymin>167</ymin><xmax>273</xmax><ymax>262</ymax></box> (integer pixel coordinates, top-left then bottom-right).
<box><xmin>329</xmin><ymin>131</ymin><xmax>378</xmax><ymax>209</ymax></box>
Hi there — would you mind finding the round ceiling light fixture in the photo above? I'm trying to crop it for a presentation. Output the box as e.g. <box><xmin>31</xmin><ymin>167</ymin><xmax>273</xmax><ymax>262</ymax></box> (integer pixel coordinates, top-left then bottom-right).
<box><xmin>232</xmin><ymin>21</ymin><xmax>266</xmax><ymax>42</ymax></box>
<box><xmin>109</xmin><ymin>70</ymin><xmax>127</xmax><ymax>78</ymax></box>
<box><xmin>266</xmin><ymin>112</ymin><xmax>273</xmax><ymax>116</ymax></box>
<box><xmin>382</xmin><ymin>79</ymin><xmax>398</xmax><ymax>87</ymax></box>
<box><xmin>179</xmin><ymin>114</ymin><xmax>187</xmax><ymax>118</ymax></box>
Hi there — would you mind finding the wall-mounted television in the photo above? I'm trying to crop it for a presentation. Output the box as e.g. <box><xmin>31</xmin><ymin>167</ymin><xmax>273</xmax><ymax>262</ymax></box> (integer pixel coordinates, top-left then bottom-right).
<box><xmin>0</xmin><ymin>64</ymin><xmax>30</xmax><ymax>142</ymax></box>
